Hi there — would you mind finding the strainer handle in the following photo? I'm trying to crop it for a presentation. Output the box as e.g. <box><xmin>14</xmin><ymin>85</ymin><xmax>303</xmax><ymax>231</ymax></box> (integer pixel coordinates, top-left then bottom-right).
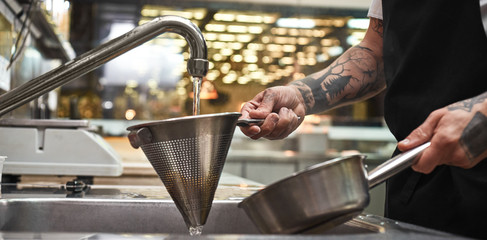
<box><xmin>128</xmin><ymin>127</ymin><xmax>153</xmax><ymax>148</ymax></box>
<box><xmin>237</xmin><ymin>117</ymin><xmax>301</xmax><ymax>127</ymax></box>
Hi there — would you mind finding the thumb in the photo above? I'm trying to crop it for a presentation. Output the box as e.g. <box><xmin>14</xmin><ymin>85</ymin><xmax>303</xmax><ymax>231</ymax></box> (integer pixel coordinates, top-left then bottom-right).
<box><xmin>398</xmin><ymin>112</ymin><xmax>441</xmax><ymax>151</ymax></box>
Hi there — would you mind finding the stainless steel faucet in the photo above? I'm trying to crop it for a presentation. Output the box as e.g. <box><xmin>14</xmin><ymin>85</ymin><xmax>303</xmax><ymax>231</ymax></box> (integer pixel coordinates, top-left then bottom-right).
<box><xmin>0</xmin><ymin>15</ymin><xmax>209</xmax><ymax>117</ymax></box>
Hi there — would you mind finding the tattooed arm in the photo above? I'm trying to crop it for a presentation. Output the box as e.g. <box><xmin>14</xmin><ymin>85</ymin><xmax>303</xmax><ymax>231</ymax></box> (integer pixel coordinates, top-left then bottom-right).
<box><xmin>240</xmin><ymin>18</ymin><xmax>385</xmax><ymax>140</ymax></box>
<box><xmin>290</xmin><ymin>18</ymin><xmax>385</xmax><ymax>114</ymax></box>
<box><xmin>398</xmin><ymin>92</ymin><xmax>487</xmax><ymax>173</ymax></box>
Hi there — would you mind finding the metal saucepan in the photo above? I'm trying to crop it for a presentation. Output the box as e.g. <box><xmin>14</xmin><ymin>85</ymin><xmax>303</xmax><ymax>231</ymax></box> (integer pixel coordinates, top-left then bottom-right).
<box><xmin>238</xmin><ymin>142</ymin><xmax>431</xmax><ymax>234</ymax></box>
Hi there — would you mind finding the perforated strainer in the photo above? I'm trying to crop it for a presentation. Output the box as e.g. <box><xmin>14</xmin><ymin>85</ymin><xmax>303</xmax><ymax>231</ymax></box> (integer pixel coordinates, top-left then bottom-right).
<box><xmin>127</xmin><ymin>112</ymin><xmax>241</xmax><ymax>230</ymax></box>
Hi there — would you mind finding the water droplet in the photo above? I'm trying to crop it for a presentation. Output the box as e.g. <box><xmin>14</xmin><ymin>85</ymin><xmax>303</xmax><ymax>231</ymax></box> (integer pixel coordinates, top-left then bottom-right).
<box><xmin>189</xmin><ymin>225</ymin><xmax>203</xmax><ymax>236</ymax></box>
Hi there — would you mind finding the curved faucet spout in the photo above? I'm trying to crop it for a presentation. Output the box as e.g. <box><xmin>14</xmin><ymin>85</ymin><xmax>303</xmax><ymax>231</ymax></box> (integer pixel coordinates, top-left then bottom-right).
<box><xmin>0</xmin><ymin>15</ymin><xmax>209</xmax><ymax>117</ymax></box>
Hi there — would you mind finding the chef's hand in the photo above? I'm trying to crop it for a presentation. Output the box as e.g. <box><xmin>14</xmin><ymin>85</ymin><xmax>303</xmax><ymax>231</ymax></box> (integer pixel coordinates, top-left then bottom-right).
<box><xmin>239</xmin><ymin>85</ymin><xmax>306</xmax><ymax>140</ymax></box>
<box><xmin>398</xmin><ymin>93</ymin><xmax>487</xmax><ymax>174</ymax></box>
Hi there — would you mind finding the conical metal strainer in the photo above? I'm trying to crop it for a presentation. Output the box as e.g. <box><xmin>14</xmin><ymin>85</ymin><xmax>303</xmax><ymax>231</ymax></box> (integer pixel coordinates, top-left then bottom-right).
<box><xmin>127</xmin><ymin>112</ymin><xmax>241</xmax><ymax>230</ymax></box>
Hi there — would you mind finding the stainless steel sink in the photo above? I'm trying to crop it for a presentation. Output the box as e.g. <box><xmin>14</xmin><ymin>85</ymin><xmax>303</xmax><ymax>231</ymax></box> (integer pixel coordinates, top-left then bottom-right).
<box><xmin>0</xmin><ymin>196</ymin><xmax>387</xmax><ymax>235</ymax></box>
<box><xmin>0</xmin><ymin>182</ymin><xmax>467</xmax><ymax>239</ymax></box>
<box><xmin>0</xmin><ymin>198</ymin><xmax>258</xmax><ymax>234</ymax></box>
<box><xmin>0</xmin><ymin>182</ymin><xmax>381</xmax><ymax>235</ymax></box>
<box><xmin>0</xmin><ymin>195</ymin><xmax>465</xmax><ymax>240</ymax></box>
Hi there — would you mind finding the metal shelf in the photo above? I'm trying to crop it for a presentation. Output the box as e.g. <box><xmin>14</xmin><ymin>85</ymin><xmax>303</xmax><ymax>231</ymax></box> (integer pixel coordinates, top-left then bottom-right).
<box><xmin>0</xmin><ymin>0</ymin><xmax>74</xmax><ymax>62</ymax></box>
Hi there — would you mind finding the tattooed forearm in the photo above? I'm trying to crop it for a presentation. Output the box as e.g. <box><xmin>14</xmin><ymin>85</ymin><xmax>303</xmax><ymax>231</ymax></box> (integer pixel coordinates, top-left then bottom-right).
<box><xmin>448</xmin><ymin>92</ymin><xmax>487</xmax><ymax>112</ymax></box>
<box><xmin>288</xmin><ymin>18</ymin><xmax>384</xmax><ymax>114</ymax></box>
<box><xmin>291</xmin><ymin>45</ymin><xmax>385</xmax><ymax>114</ymax></box>
<box><xmin>460</xmin><ymin>111</ymin><xmax>487</xmax><ymax>161</ymax></box>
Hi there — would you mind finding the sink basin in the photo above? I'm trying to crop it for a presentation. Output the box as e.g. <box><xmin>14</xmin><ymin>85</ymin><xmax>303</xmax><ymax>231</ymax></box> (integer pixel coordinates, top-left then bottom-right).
<box><xmin>0</xmin><ymin>197</ymin><xmax>384</xmax><ymax>235</ymax></box>
<box><xmin>0</xmin><ymin>190</ymin><xmax>463</xmax><ymax>240</ymax></box>
<box><xmin>0</xmin><ymin>198</ymin><xmax>258</xmax><ymax>234</ymax></box>
<box><xmin>0</xmin><ymin>184</ymin><xmax>465</xmax><ymax>239</ymax></box>
<box><xmin>0</xmin><ymin>183</ymin><xmax>387</xmax><ymax>236</ymax></box>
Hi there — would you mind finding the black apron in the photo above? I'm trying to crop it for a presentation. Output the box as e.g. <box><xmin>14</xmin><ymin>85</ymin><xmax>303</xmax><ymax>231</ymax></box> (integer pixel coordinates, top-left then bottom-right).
<box><xmin>381</xmin><ymin>0</ymin><xmax>487</xmax><ymax>238</ymax></box>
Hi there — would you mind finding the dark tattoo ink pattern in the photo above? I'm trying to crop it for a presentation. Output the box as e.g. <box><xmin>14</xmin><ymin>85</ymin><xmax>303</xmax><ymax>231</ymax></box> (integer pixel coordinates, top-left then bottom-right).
<box><xmin>448</xmin><ymin>92</ymin><xmax>487</xmax><ymax>112</ymax></box>
<box><xmin>371</xmin><ymin>18</ymin><xmax>384</xmax><ymax>38</ymax></box>
<box><xmin>297</xmin><ymin>45</ymin><xmax>383</xmax><ymax>113</ymax></box>
<box><xmin>323</xmin><ymin>75</ymin><xmax>352</xmax><ymax>100</ymax></box>
<box><xmin>289</xmin><ymin>80</ymin><xmax>314</xmax><ymax>114</ymax></box>
<box><xmin>460</xmin><ymin>111</ymin><xmax>487</xmax><ymax>162</ymax></box>
<box><xmin>355</xmin><ymin>45</ymin><xmax>373</xmax><ymax>52</ymax></box>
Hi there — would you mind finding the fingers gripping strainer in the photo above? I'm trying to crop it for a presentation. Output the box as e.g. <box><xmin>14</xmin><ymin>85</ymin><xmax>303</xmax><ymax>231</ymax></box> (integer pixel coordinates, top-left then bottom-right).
<box><xmin>127</xmin><ymin>112</ymin><xmax>241</xmax><ymax>230</ymax></box>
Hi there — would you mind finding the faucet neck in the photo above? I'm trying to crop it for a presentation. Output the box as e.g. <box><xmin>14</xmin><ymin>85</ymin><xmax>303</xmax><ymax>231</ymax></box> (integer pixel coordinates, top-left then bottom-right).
<box><xmin>0</xmin><ymin>15</ymin><xmax>208</xmax><ymax>116</ymax></box>
<box><xmin>148</xmin><ymin>16</ymin><xmax>208</xmax><ymax>77</ymax></box>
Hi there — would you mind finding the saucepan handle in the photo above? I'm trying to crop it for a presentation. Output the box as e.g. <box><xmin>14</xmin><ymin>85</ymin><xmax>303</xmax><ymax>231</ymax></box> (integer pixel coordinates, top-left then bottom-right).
<box><xmin>367</xmin><ymin>142</ymin><xmax>431</xmax><ymax>188</ymax></box>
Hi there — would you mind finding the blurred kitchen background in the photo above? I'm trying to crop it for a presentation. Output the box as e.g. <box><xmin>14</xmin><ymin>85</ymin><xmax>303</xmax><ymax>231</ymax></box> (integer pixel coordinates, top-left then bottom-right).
<box><xmin>0</xmin><ymin>0</ymin><xmax>396</xmax><ymax>215</ymax></box>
